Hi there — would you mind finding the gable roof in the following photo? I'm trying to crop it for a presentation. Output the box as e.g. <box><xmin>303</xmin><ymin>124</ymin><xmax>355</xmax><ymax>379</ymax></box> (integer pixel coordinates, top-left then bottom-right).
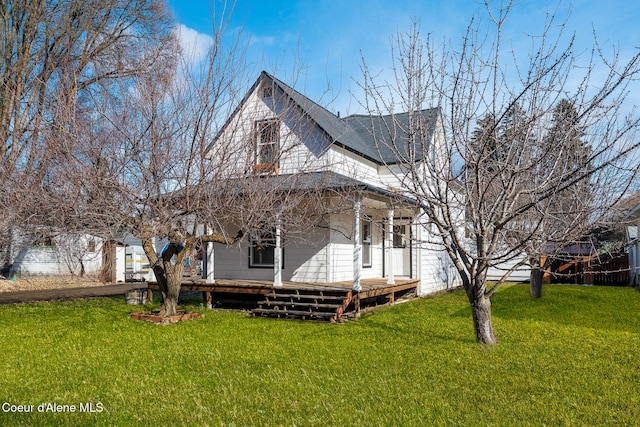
<box><xmin>210</xmin><ymin>71</ymin><xmax>442</xmax><ymax>165</ymax></box>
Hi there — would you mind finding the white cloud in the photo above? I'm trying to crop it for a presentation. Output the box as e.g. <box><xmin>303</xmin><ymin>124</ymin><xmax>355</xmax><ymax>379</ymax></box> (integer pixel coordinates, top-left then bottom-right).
<box><xmin>174</xmin><ymin>23</ymin><xmax>214</xmax><ymax>65</ymax></box>
<box><xmin>248</xmin><ymin>34</ymin><xmax>276</xmax><ymax>47</ymax></box>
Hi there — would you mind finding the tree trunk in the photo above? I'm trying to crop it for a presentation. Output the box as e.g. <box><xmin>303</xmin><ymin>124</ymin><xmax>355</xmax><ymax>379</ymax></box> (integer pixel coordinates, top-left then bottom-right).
<box><xmin>530</xmin><ymin>267</ymin><xmax>544</xmax><ymax>298</ymax></box>
<box><xmin>529</xmin><ymin>256</ymin><xmax>545</xmax><ymax>299</ymax></box>
<box><xmin>159</xmin><ymin>265</ymin><xmax>183</xmax><ymax>317</ymax></box>
<box><xmin>147</xmin><ymin>256</ymin><xmax>181</xmax><ymax>318</ymax></box>
<box><xmin>141</xmin><ymin>231</ymin><xmax>243</xmax><ymax>319</ymax></box>
<box><xmin>470</xmin><ymin>292</ymin><xmax>497</xmax><ymax>344</ymax></box>
<box><xmin>142</xmin><ymin>237</ymin><xmax>188</xmax><ymax>318</ymax></box>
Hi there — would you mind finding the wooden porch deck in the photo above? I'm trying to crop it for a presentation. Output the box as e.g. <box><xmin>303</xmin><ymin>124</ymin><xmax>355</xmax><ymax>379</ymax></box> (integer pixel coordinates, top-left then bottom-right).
<box><xmin>149</xmin><ymin>277</ymin><xmax>418</xmax><ymax>298</ymax></box>
<box><xmin>148</xmin><ymin>277</ymin><xmax>419</xmax><ymax>320</ymax></box>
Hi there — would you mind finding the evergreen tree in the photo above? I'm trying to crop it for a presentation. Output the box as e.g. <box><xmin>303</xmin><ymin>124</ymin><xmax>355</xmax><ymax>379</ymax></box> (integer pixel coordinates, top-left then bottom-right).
<box><xmin>528</xmin><ymin>99</ymin><xmax>592</xmax><ymax>297</ymax></box>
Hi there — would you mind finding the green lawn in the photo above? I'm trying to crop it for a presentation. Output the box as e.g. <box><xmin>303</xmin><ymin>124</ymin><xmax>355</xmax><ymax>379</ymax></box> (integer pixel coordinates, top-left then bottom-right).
<box><xmin>0</xmin><ymin>284</ymin><xmax>638</xmax><ymax>426</ymax></box>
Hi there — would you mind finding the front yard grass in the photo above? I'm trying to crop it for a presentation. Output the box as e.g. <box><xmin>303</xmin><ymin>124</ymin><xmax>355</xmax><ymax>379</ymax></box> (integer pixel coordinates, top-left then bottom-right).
<box><xmin>0</xmin><ymin>284</ymin><xmax>638</xmax><ymax>426</ymax></box>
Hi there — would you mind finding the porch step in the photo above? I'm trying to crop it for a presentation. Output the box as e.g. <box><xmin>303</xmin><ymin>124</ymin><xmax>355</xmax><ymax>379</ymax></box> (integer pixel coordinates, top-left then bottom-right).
<box><xmin>251</xmin><ymin>307</ymin><xmax>338</xmax><ymax>321</ymax></box>
<box><xmin>251</xmin><ymin>287</ymin><xmax>353</xmax><ymax>322</ymax></box>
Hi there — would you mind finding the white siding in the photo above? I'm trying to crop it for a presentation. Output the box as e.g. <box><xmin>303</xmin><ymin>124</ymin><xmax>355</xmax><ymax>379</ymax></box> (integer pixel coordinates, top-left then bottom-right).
<box><xmin>325</xmin><ymin>147</ymin><xmax>380</xmax><ymax>185</ymax></box>
<box><xmin>11</xmin><ymin>247</ymin><xmax>67</xmax><ymax>275</ymax></box>
<box><xmin>378</xmin><ymin>164</ymin><xmax>407</xmax><ymax>191</ymax></box>
<box><xmin>213</xmin><ymin>227</ymin><xmax>329</xmax><ymax>283</ymax></box>
<box><xmin>11</xmin><ymin>236</ymin><xmax>104</xmax><ymax>277</ymax></box>
<box><xmin>327</xmin><ymin>212</ymin><xmax>386</xmax><ymax>283</ymax></box>
<box><xmin>209</xmin><ymin>87</ymin><xmax>330</xmax><ymax>177</ymax></box>
<box><xmin>208</xmin><ymin>81</ymin><xmax>465</xmax><ymax>295</ymax></box>
<box><xmin>486</xmin><ymin>257</ymin><xmax>531</xmax><ymax>282</ymax></box>
<box><xmin>287</xmin><ymin>227</ymin><xmax>330</xmax><ymax>282</ymax></box>
<box><xmin>328</xmin><ymin>214</ymin><xmax>353</xmax><ymax>282</ymax></box>
<box><xmin>415</xmin><ymin>223</ymin><xmax>462</xmax><ymax>295</ymax></box>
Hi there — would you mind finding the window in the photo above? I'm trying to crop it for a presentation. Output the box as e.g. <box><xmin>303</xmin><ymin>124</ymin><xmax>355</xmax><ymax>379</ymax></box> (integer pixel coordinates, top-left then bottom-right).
<box><xmin>362</xmin><ymin>217</ymin><xmax>372</xmax><ymax>268</ymax></box>
<box><xmin>255</xmin><ymin>119</ymin><xmax>279</xmax><ymax>166</ymax></box>
<box><xmin>33</xmin><ymin>235</ymin><xmax>54</xmax><ymax>248</ymax></box>
<box><xmin>262</xmin><ymin>86</ymin><xmax>273</xmax><ymax>99</ymax></box>
<box><xmin>249</xmin><ymin>230</ymin><xmax>283</xmax><ymax>268</ymax></box>
<box><xmin>87</xmin><ymin>238</ymin><xmax>96</xmax><ymax>253</ymax></box>
<box><xmin>393</xmin><ymin>224</ymin><xmax>407</xmax><ymax>248</ymax></box>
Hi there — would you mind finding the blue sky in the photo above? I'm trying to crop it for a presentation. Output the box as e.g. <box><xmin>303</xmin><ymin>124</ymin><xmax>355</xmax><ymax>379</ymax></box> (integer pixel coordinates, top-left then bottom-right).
<box><xmin>168</xmin><ymin>0</ymin><xmax>640</xmax><ymax>115</ymax></box>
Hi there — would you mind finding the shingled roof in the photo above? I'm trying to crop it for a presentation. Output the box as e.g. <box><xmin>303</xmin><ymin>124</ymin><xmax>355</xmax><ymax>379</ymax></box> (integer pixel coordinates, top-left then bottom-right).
<box><xmin>225</xmin><ymin>170</ymin><xmax>418</xmax><ymax>205</ymax></box>
<box><xmin>211</xmin><ymin>71</ymin><xmax>441</xmax><ymax>166</ymax></box>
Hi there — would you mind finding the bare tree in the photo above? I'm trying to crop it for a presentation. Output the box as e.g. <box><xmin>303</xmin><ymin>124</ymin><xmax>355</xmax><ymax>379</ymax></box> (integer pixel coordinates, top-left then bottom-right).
<box><xmin>54</xmin><ymin>9</ymin><xmax>250</xmax><ymax>317</ymax></box>
<box><xmin>0</xmin><ymin>0</ymin><xmax>174</xmax><ymax>269</ymax></box>
<box><xmin>358</xmin><ymin>4</ymin><xmax>640</xmax><ymax>344</ymax></box>
<box><xmin>472</xmin><ymin>99</ymin><xmax>598</xmax><ymax>298</ymax></box>
<box><xmin>26</xmin><ymin>2</ymin><xmax>340</xmax><ymax>320</ymax></box>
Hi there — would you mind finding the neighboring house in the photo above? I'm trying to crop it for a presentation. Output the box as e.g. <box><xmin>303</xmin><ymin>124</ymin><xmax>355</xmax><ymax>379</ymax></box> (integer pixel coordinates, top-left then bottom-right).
<box><xmin>6</xmin><ymin>231</ymin><xmax>154</xmax><ymax>283</ymax></box>
<box><xmin>625</xmin><ymin>202</ymin><xmax>640</xmax><ymax>287</ymax></box>
<box><xmin>204</xmin><ymin>71</ymin><xmax>462</xmax><ymax>296</ymax></box>
<box><xmin>7</xmin><ymin>232</ymin><xmax>104</xmax><ymax>278</ymax></box>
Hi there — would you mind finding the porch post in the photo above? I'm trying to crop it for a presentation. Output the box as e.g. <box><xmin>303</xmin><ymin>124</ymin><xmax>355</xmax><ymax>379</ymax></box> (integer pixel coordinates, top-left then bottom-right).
<box><xmin>205</xmin><ymin>226</ymin><xmax>215</xmax><ymax>284</ymax></box>
<box><xmin>274</xmin><ymin>208</ymin><xmax>283</xmax><ymax>288</ymax></box>
<box><xmin>387</xmin><ymin>208</ymin><xmax>395</xmax><ymax>285</ymax></box>
<box><xmin>353</xmin><ymin>195</ymin><xmax>362</xmax><ymax>292</ymax></box>
<box><xmin>199</xmin><ymin>226</ymin><xmax>216</xmax><ymax>309</ymax></box>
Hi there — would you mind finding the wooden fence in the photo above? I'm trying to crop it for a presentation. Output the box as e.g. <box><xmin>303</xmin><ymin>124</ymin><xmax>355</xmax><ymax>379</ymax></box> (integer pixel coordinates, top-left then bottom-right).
<box><xmin>546</xmin><ymin>252</ymin><xmax>630</xmax><ymax>286</ymax></box>
<box><xmin>583</xmin><ymin>253</ymin><xmax>630</xmax><ymax>285</ymax></box>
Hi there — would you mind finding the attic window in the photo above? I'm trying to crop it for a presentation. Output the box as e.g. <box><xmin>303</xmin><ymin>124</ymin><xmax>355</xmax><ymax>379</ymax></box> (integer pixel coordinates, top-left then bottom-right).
<box><xmin>262</xmin><ymin>86</ymin><xmax>273</xmax><ymax>99</ymax></box>
<box><xmin>255</xmin><ymin>118</ymin><xmax>280</xmax><ymax>168</ymax></box>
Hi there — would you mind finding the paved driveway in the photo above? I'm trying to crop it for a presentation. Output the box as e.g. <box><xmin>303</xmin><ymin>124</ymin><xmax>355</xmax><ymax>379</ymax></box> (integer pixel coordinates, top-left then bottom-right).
<box><xmin>0</xmin><ymin>283</ymin><xmax>145</xmax><ymax>305</ymax></box>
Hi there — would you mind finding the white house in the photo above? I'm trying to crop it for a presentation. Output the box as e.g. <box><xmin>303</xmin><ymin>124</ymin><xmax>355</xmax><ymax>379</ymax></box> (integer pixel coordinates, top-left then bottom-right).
<box><xmin>5</xmin><ymin>231</ymin><xmax>153</xmax><ymax>283</ymax></box>
<box><xmin>7</xmin><ymin>232</ymin><xmax>104</xmax><ymax>278</ymax></box>
<box><xmin>202</xmin><ymin>71</ymin><xmax>462</xmax><ymax>296</ymax></box>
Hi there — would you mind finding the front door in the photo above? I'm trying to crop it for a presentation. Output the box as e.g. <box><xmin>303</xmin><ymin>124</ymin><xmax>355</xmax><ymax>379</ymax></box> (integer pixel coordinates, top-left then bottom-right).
<box><xmin>389</xmin><ymin>221</ymin><xmax>411</xmax><ymax>277</ymax></box>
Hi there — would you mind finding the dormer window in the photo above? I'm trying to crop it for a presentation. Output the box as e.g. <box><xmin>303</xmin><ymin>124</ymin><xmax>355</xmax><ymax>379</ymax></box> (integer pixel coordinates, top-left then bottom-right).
<box><xmin>254</xmin><ymin>118</ymin><xmax>279</xmax><ymax>173</ymax></box>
